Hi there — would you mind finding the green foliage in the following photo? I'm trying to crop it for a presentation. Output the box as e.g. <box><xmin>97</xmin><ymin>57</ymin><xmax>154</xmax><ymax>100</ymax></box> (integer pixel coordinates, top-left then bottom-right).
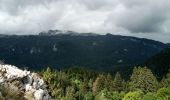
<box><xmin>112</xmin><ymin>72</ymin><xmax>123</xmax><ymax>92</ymax></box>
<box><xmin>40</xmin><ymin>66</ymin><xmax>170</xmax><ymax>100</ymax></box>
<box><xmin>94</xmin><ymin>89</ymin><xmax>125</xmax><ymax>100</ymax></box>
<box><xmin>129</xmin><ymin>67</ymin><xmax>158</xmax><ymax>93</ymax></box>
<box><xmin>122</xmin><ymin>90</ymin><xmax>143</xmax><ymax>100</ymax></box>
<box><xmin>41</xmin><ymin>67</ymin><xmax>97</xmax><ymax>99</ymax></box>
<box><xmin>94</xmin><ymin>90</ymin><xmax>106</xmax><ymax>100</ymax></box>
<box><xmin>41</xmin><ymin>67</ymin><xmax>70</xmax><ymax>99</ymax></box>
<box><xmin>62</xmin><ymin>86</ymin><xmax>76</xmax><ymax>100</ymax></box>
<box><xmin>105</xmin><ymin>74</ymin><xmax>114</xmax><ymax>91</ymax></box>
<box><xmin>143</xmin><ymin>92</ymin><xmax>157</xmax><ymax>100</ymax></box>
<box><xmin>157</xmin><ymin>87</ymin><xmax>170</xmax><ymax>100</ymax></box>
<box><xmin>83</xmin><ymin>92</ymin><xmax>94</xmax><ymax>100</ymax></box>
<box><xmin>105</xmin><ymin>91</ymin><xmax>125</xmax><ymax>100</ymax></box>
<box><xmin>92</xmin><ymin>74</ymin><xmax>106</xmax><ymax>94</ymax></box>
<box><xmin>160</xmin><ymin>69</ymin><xmax>170</xmax><ymax>88</ymax></box>
<box><xmin>41</xmin><ymin>67</ymin><xmax>56</xmax><ymax>84</ymax></box>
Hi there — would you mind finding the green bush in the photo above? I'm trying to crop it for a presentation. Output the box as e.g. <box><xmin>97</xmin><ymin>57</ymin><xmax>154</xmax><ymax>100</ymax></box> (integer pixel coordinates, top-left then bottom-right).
<box><xmin>143</xmin><ymin>92</ymin><xmax>157</xmax><ymax>100</ymax></box>
<box><xmin>83</xmin><ymin>92</ymin><xmax>94</xmax><ymax>100</ymax></box>
<box><xmin>157</xmin><ymin>87</ymin><xmax>170</xmax><ymax>100</ymax></box>
<box><xmin>123</xmin><ymin>90</ymin><xmax>143</xmax><ymax>100</ymax></box>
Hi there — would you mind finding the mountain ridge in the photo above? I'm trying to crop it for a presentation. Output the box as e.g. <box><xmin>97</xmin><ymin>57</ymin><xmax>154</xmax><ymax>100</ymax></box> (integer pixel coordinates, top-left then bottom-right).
<box><xmin>145</xmin><ymin>46</ymin><xmax>170</xmax><ymax>78</ymax></box>
<box><xmin>0</xmin><ymin>30</ymin><xmax>168</xmax><ymax>78</ymax></box>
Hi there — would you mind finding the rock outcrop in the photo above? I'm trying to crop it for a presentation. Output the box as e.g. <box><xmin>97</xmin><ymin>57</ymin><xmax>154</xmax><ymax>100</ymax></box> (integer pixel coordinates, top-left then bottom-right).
<box><xmin>0</xmin><ymin>64</ymin><xmax>51</xmax><ymax>100</ymax></box>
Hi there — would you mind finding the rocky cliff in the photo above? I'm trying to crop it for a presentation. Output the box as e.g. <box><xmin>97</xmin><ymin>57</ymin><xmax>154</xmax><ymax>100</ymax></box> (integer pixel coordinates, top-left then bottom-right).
<box><xmin>0</xmin><ymin>64</ymin><xmax>51</xmax><ymax>100</ymax></box>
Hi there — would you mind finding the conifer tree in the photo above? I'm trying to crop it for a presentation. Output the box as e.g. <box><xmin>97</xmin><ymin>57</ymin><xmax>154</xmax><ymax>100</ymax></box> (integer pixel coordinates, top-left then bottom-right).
<box><xmin>112</xmin><ymin>72</ymin><xmax>123</xmax><ymax>92</ymax></box>
<box><xmin>129</xmin><ymin>67</ymin><xmax>158</xmax><ymax>93</ymax></box>
<box><xmin>42</xmin><ymin>67</ymin><xmax>56</xmax><ymax>84</ymax></box>
<box><xmin>64</xmin><ymin>86</ymin><xmax>76</xmax><ymax>100</ymax></box>
<box><xmin>105</xmin><ymin>74</ymin><xmax>114</xmax><ymax>91</ymax></box>
<box><xmin>160</xmin><ymin>69</ymin><xmax>170</xmax><ymax>88</ymax></box>
<box><xmin>92</xmin><ymin>74</ymin><xmax>106</xmax><ymax>94</ymax></box>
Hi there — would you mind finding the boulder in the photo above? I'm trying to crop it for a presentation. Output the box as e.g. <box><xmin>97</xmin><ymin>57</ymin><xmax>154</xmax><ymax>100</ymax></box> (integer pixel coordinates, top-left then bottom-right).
<box><xmin>0</xmin><ymin>64</ymin><xmax>51</xmax><ymax>100</ymax></box>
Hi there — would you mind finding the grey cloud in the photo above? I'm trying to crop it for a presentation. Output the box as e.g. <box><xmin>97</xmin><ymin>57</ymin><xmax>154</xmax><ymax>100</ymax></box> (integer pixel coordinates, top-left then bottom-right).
<box><xmin>108</xmin><ymin>7</ymin><xmax>166</xmax><ymax>33</ymax></box>
<box><xmin>0</xmin><ymin>0</ymin><xmax>170</xmax><ymax>42</ymax></box>
<box><xmin>106</xmin><ymin>0</ymin><xmax>170</xmax><ymax>33</ymax></box>
<box><xmin>75</xmin><ymin>0</ymin><xmax>119</xmax><ymax>10</ymax></box>
<box><xmin>0</xmin><ymin>0</ymin><xmax>67</xmax><ymax>34</ymax></box>
<box><xmin>0</xmin><ymin>0</ymin><xmax>53</xmax><ymax>15</ymax></box>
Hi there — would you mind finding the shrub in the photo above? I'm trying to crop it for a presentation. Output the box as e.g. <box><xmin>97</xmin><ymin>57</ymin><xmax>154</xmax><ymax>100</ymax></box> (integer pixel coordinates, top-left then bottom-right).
<box><xmin>122</xmin><ymin>90</ymin><xmax>143</xmax><ymax>100</ymax></box>
<box><xmin>157</xmin><ymin>87</ymin><xmax>170</xmax><ymax>100</ymax></box>
<box><xmin>143</xmin><ymin>92</ymin><xmax>157</xmax><ymax>100</ymax></box>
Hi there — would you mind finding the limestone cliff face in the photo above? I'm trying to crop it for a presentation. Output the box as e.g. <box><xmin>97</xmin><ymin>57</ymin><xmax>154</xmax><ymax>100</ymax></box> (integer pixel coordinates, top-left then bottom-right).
<box><xmin>0</xmin><ymin>64</ymin><xmax>51</xmax><ymax>100</ymax></box>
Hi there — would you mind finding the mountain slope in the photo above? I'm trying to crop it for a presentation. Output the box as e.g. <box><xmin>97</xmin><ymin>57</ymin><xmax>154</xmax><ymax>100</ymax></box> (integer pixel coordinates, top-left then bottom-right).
<box><xmin>0</xmin><ymin>30</ymin><xmax>167</xmax><ymax>74</ymax></box>
<box><xmin>145</xmin><ymin>46</ymin><xmax>170</xmax><ymax>78</ymax></box>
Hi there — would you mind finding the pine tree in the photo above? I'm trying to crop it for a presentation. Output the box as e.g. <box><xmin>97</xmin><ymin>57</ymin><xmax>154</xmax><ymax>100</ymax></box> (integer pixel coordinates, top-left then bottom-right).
<box><xmin>112</xmin><ymin>72</ymin><xmax>123</xmax><ymax>92</ymax></box>
<box><xmin>42</xmin><ymin>67</ymin><xmax>56</xmax><ymax>84</ymax></box>
<box><xmin>92</xmin><ymin>74</ymin><xmax>106</xmax><ymax>94</ymax></box>
<box><xmin>160</xmin><ymin>69</ymin><xmax>170</xmax><ymax>88</ymax></box>
<box><xmin>63</xmin><ymin>86</ymin><xmax>76</xmax><ymax>100</ymax></box>
<box><xmin>129</xmin><ymin>67</ymin><xmax>158</xmax><ymax>93</ymax></box>
<box><xmin>105</xmin><ymin>74</ymin><xmax>114</xmax><ymax>91</ymax></box>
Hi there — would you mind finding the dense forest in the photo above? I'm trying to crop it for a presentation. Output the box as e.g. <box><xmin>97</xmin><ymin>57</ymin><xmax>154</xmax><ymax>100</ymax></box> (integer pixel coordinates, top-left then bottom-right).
<box><xmin>39</xmin><ymin>66</ymin><xmax>170</xmax><ymax>100</ymax></box>
<box><xmin>146</xmin><ymin>46</ymin><xmax>170</xmax><ymax>79</ymax></box>
<box><xmin>0</xmin><ymin>34</ymin><xmax>167</xmax><ymax>79</ymax></box>
<box><xmin>0</xmin><ymin>33</ymin><xmax>170</xmax><ymax>99</ymax></box>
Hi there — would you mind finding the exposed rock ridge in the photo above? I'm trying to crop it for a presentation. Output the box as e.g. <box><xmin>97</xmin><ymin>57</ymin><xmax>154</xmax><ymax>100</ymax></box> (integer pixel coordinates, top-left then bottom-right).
<box><xmin>0</xmin><ymin>64</ymin><xmax>51</xmax><ymax>100</ymax></box>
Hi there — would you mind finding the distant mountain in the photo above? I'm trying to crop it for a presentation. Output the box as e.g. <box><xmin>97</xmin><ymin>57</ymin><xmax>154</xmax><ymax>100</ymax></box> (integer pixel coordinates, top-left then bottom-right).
<box><xmin>145</xmin><ymin>46</ymin><xmax>170</xmax><ymax>79</ymax></box>
<box><xmin>167</xmin><ymin>43</ymin><xmax>170</xmax><ymax>46</ymax></box>
<box><xmin>0</xmin><ymin>30</ymin><xmax>167</xmax><ymax>77</ymax></box>
<box><xmin>39</xmin><ymin>29</ymin><xmax>98</xmax><ymax>36</ymax></box>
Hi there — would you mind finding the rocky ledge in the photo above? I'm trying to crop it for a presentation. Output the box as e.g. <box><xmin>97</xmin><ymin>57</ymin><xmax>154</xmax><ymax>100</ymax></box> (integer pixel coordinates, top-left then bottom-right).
<box><xmin>0</xmin><ymin>64</ymin><xmax>51</xmax><ymax>100</ymax></box>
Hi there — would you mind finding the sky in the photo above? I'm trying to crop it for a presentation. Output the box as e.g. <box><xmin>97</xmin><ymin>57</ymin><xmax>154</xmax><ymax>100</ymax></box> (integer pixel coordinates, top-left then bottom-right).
<box><xmin>0</xmin><ymin>0</ymin><xmax>170</xmax><ymax>43</ymax></box>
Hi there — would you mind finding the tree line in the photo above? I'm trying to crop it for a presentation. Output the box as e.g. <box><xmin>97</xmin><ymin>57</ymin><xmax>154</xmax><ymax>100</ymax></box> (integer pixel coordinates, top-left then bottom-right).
<box><xmin>40</xmin><ymin>66</ymin><xmax>170</xmax><ymax>100</ymax></box>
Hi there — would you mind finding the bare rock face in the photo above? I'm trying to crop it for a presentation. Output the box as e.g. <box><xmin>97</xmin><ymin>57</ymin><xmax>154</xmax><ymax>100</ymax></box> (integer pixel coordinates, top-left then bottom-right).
<box><xmin>0</xmin><ymin>64</ymin><xmax>51</xmax><ymax>100</ymax></box>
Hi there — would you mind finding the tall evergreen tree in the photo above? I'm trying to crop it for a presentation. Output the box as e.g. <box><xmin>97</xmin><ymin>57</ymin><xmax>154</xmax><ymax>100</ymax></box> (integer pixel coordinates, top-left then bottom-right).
<box><xmin>160</xmin><ymin>69</ymin><xmax>170</xmax><ymax>88</ymax></box>
<box><xmin>105</xmin><ymin>74</ymin><xmax>114</xmax><ymax>91</ymax></box>
<box><xmin>129</xmin><ymin>67</ymin><xmax>158</xmax><ymax>93</ymax></box>
<box><xmin>112</xmin><ymin>72</ymin><xmax>123</xmax><ymax>92</ymax></box>
<box><xmin>92</xmin><ymin>74</ymin><xmax>106</xmax><ymax>94</ymax></box>
<box><xmin>63</xmin><ymin>86</ymin><xmax>76</xmax><ymax>100</ymax></box>
<box><xmin>42</xmin><ymin>67</ymin><xmax>56</xmax><ymax>84</ymax></box>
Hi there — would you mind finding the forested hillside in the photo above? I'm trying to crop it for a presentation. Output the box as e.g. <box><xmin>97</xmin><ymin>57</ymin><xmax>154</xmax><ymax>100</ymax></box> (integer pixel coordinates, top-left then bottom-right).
<box><xmin>0</xmin><ymin>33</ymin><xmax>170</xmax><ymax>99</ymax></box>
<box><xmin>0</xmin><ymin>32</ymin><xmax>167</xmax><ymax>78</ymax></box>
<box><xmin>146</xmin><ymin>46</ymin><xmax>170</xmax><ymax>79</ymax></box>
